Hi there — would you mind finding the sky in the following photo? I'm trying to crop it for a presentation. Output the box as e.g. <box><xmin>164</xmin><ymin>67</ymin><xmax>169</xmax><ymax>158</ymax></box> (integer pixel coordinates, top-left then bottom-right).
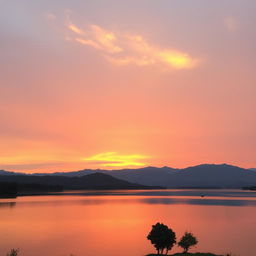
<box><xmin>0</xmin><ymin>0</ymin><xmax>256</xmax><ymax>172</ymax></box>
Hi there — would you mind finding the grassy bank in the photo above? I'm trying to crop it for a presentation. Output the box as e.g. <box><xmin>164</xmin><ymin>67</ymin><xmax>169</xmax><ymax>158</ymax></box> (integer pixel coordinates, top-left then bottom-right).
<box><xmin>173</xmin><ymin>253</ymin><xmax>223</xmax><ymax>256</ymax></box>
<box><xmin>147</xmin><ymin>253</ymin><xmax>224</xmax><ymax>256</ymax></box>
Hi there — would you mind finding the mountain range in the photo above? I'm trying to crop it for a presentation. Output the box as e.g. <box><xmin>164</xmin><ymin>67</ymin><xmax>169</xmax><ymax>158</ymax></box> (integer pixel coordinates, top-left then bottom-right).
<box><xmin>1</xmin><ymin>164</ymin><xmax>256</xmax><ymax>188</ymax></box>
<box><xmin>0</xmin><ymin>172</ymin><xmax>162</xmax><ymax>190</ymax></box>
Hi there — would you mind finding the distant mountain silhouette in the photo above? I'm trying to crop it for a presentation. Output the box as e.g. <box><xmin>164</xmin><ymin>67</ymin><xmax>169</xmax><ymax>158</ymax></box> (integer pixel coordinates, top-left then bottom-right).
<box><xmin>35</xmin><ymin>166</ymin><xmax>178</xmax><ymax>184</ymax></box>
<box><xmin>0</xmin><ymin>172</ymin><xmax>163</xmax><ymax>190</ymax></box>
<box><xmin>34</xmin><ymin>169</ymin><xmax>96</xmax><ymax>177</ymax></box>
<box><xmin>166</xmin><ymin>164</ymin><xmax>256</xmax><ymax>188</ymax></box>
<box><xmin>107</xmin><ymin>164</ymin><xmax>256</xmax><ymax>188</ymax></box>
<box><xmin>0</xmin><ymin>170</ymin><xmax>25</xmax><ymax>176</ymax></box>
<box><xmin>1</xmin><ymin>164</ymin><xmax>256</xmax><ymax>188</ymax></box>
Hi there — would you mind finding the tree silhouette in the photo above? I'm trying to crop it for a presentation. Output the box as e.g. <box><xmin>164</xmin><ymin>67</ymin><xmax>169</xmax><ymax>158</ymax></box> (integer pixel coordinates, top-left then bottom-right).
<box><xmin>6</xmin><ymin>249</ymin><xmax>19</xmax><ymax>256</ymax></box>
<box><xmin>147</xmin><ymin>222</ymin><xmax>176</xmax><ymax>255</ymax></box>
<box><xmin>178</xmin><ymin>232</ymin><xmax>198</xmax><ymax>253</ymax></box>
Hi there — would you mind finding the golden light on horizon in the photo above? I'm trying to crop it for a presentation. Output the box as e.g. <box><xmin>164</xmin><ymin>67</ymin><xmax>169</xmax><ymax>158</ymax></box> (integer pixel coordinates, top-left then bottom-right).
<box><xmin>83</xmin><ymin>152</ymin><xmax>149</xmax><ymax>167</ymax></box>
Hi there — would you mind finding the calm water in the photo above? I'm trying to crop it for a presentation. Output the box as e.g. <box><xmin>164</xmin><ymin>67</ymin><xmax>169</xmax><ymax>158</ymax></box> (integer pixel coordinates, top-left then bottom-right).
<box><xmin>0</xmin><ymin>189</ymin><xmax>256</xmax><ymax>256</ymax></box>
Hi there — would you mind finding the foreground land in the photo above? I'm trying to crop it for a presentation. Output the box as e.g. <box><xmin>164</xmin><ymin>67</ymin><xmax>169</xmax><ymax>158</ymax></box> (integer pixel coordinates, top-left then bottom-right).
<box><xmin>147</xmin><ymin>253</ymin><xmax>224</xmax><ymax>256</ymax></box>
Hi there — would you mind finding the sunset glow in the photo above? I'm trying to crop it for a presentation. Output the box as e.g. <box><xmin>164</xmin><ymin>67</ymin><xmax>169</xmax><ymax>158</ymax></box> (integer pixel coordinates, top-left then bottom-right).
<box><xmin>1</xmin><ymin>3</ymin><xmax>256</xmax><ymax>256</ymax></box>
<box><xmin>68</xmin><ymin>24</ymin><xmax>84</xmax><ymax>35</ymax></box>
<box><xmin>0</xmin><ymin>1</ymin><xmax>255</xmax><ymax>172</ymax></box>
<box><xmin>64</xmin><ymin>21</ymin><xmax>197</xmax><ymax>70</ymax></box>
<box><xmin>84</xmin><ymin>152</ymin><xmax>148</xmax><ymax>167</ymax></box>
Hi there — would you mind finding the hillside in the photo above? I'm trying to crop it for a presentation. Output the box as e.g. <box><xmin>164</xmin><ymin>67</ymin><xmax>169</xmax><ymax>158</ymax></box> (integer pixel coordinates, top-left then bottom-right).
<box><xmin>1</xmin><ymin>164</ymin><xmax>256</xmax><ymax>188</ymax></box>
<box><xmin>162</xmin><ymin>164</ymin><xmax>256</xmax><ymax>188</ymax></box>
<box><xmin>74</xmin><ymin>164</ymin><xmax>256</xmax><ymax>188</ymax></box>
<box><xmin>0</xmin><ymin>172</ymin><xmax>163</xmax><ymax>190</ymax></box>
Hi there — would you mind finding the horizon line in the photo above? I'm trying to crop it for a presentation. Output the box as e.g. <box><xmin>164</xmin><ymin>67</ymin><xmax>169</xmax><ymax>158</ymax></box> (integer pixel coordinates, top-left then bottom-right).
<box><xmin>1</xmin><ymin>162</ymin><xmax>255</xmax><ymax>175</ymax></box>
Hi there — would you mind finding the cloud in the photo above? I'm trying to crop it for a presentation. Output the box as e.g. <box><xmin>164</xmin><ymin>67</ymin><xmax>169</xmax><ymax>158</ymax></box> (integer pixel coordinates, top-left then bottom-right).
<box><xmin>225</xmin><ymin>16</ymin><xmax>239</xmax><ymax>32</ymax></box>
<box><xmin>67</xmin><ymin>23</ymin><xmax>123</xmax><ymax>53</ymax></box>
<box><xmin>62</xmin><ymin>19</ymin><xmax>198</xmax><ymax>70</ymax></box>
<box><xmin>83</xmin><ymin>152</ymin><xmax>148</xmax><ymax>167</ymax></box>
<box><xmin>68</xmin><ymin>24</ymin><xmax>84</xmax><ymax>35</ymax></box>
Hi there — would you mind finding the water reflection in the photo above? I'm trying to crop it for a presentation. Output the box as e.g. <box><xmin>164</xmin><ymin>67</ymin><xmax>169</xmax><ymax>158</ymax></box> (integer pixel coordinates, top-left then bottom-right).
<box><xmin>140</xmin><ymin>197</ymin><xmax>256</xmax><ymax>207</ymax></box>
<box><xmin>0</xmin><ymin>189</ymin><xmax>256</xmax><ymax>209</ymax></box>
<box><xmin>0</xmin><ymin>190</ymin><xmax>255</xmax><ymax>256</ymax></box>
<box><xmin>56</xmin><ymin>189</ymin><xmax>256</xmax><ymax>198</ymax></box>
<box><xmin>1</xmin><ymin>197</ymin><xmax>256</xmax><ymax>208</ymax></box>
<box><xmin>0</xmin><ymin>202</ymin><xmax>16</xmax><ymax>208</ymax></box>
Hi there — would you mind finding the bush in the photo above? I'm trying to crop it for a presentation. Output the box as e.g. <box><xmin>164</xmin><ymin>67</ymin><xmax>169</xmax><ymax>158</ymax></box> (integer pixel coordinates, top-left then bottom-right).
<box><xmin>178</xmin><ymin>232</ymin><xmax>198</xmax><ymax>253</ymax></box>
<box><xmin>147</xmin><ymin>222</ymin><xmax>176</xmax><ymax>255</ymax></box>
<box><xmin>6</xmin><ymin>249</ymin><xmax>19</xmax><ymax>256</ymax></box>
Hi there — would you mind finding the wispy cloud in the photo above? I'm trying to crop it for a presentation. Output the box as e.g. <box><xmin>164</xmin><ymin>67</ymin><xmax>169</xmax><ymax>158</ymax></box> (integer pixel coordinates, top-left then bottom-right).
<box><xmin>68</xmin><ymin>24</ymin><xmax>84</xmax><ymax>35</ymax></box>
<box><xmin>62</xmin><ymin>18</ymin><xmax>198</xmax><ymax>70</ymax></box>
<box><xmin>72</xmin><ymin>24</ymin><xmax>123</xmax><ymax>54</ymax></box>
<box><xmin>83</xmin><ymin>152</ymin><xmax>148</xmax><ymax>167</ymax></box>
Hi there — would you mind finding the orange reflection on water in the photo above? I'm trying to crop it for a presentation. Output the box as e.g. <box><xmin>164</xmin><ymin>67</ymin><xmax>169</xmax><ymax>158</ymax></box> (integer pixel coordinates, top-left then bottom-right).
<box><xmin>0</xmin><ymin>193</ymin><xmax>255</xmax><ymax>256</ymax></box>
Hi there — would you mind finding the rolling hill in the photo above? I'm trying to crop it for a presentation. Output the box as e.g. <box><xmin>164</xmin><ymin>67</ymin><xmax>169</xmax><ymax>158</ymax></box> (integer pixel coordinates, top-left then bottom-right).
<box><xmin>0</xmin><ymin>172</ymin><xmax>163</xmax><ymax>190</ymax></box>
<box><xmin>1</xmin><ymin>164</ymin><xmax>256</xmax><ymax>188</ymax></box>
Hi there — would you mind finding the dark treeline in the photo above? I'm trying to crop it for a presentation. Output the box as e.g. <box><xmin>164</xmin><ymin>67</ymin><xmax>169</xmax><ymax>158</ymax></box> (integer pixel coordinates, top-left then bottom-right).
<box><xmin>0</xmin><ymin>182</ymin><xmax>18</xmax><ymax>197</ymax></box>
<box><xmin>242</xmin><ymin>186</ymin><xmax>256</xmax><ymax>190</ymax></box>
<box><xmin>18</xmin><ymin>183</ymin><xmax>63</xmax><ymax>193</ymax></box>
<box><xmin>0</xmin><ymin>173</ymin><xmax>164</xmax><ymax>192</ymax></box>
<box><xmin>0</xmin><ymin>182</ymin><xmax>63</xmax><ymax>197</ymax></box>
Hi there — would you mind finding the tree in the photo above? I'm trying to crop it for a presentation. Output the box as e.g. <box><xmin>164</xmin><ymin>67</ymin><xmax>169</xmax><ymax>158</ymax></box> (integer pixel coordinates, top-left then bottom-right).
<box><xmin>147</xmin><ymin>222</ymin><xmax>176</xmax><ymax>255</ymax></box>
<box><xmin>178</xmin><ymin>232</ymin><xmax>198</xmax><ymax>253</ymax></box>
<box><xmin>6</xmin><ymin>249</ymin><xmax>19</xmax><ymax>256</ymax></box>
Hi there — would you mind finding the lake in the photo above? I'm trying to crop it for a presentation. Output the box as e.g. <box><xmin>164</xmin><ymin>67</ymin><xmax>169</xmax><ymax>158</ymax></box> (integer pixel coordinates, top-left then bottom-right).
<box><xmin>0</xmin><ymin>189</ymin><xmax>255</xmax><ymax>256</ymax></box>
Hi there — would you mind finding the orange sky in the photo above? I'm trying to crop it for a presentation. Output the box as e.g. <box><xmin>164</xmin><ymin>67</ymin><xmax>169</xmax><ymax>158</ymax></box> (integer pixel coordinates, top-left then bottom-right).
<box><xmin>0</xmin><ymin>1</ymin><xmax>255</xmax><ymax>172</ymax></box>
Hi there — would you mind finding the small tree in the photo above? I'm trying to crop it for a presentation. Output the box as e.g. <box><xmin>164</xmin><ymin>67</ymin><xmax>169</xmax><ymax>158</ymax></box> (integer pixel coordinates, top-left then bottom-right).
<box><xmin>147</xmin><ymin>222</ymin><xmax>176</xmax><ymax>255</ymax></box>
<box><xmin>6</xmin><ymin>249</ymin><xmax>19</xmax><ymax>256</ymax></box>
<box><xmin>178</xmin><ymin>232</ymin><xmax>198</xmax><ymax>253</ymax></box>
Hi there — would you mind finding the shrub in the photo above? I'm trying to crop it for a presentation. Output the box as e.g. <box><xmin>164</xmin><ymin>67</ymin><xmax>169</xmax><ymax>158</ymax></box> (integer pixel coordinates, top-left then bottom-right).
<box><xmin>6</xmin><ymin>249</ymin><xmax>19</xmax><ymax>256</ymax></box>
<box><xmin>147</xmin><ymin>222</ymin><xmax>176</xmax><ymax>255</ymax></box>
<box><xmin>178</xmin><ymin>232</ymin><xmax>198</xmax><ymax>253</ymax></box>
